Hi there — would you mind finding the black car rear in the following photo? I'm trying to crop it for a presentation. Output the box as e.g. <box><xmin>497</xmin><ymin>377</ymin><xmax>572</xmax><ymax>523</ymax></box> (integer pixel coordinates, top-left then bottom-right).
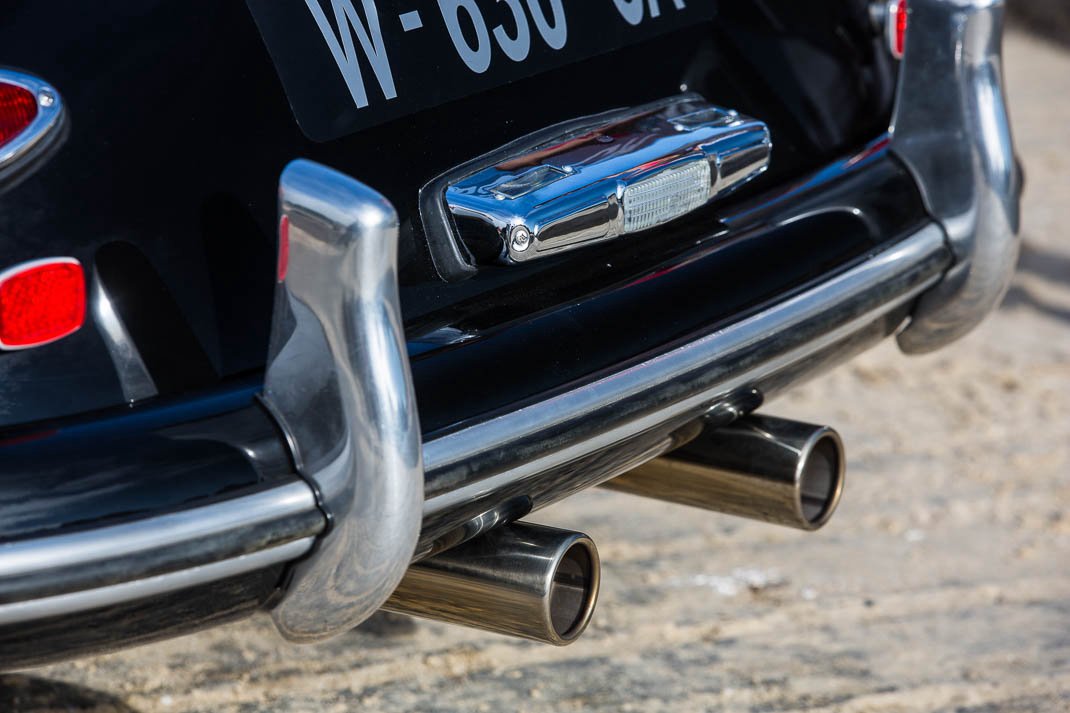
<box><xmin>0</xmin><ymin>0</ymin><xmax>1019</xmax><ymax>668</ymax></box>
<box><xmin>0</xmin><ymin>0</ymin><xmax>903</xmax><ymax>427</ymax></box>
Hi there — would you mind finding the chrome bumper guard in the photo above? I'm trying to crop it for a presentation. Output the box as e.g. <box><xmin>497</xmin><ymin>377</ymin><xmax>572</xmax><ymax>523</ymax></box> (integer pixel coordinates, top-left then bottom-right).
<box><xmin>261</xmin><ymin>162</ymin><xmax>424</xmax><ymax>642</ymax></box>
<box><xmin>892</xmin><ymin>0</ymin><xmax>1021</xmax><ymax>352</ymax></box>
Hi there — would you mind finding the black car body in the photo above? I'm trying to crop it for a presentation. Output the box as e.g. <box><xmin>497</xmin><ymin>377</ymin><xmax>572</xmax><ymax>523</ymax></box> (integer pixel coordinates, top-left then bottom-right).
<box><xmin>0</xmin><ymin>0</ymin><xmax>1019</xmax><ymax>667</ymax></box>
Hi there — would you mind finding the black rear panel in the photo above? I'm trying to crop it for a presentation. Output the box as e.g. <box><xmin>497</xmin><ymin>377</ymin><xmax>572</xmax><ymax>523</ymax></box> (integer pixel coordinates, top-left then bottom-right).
<box><xmin>0</xmin><ymin>0</ymin><xmax>903</xmax><ymax>428</ymax></box>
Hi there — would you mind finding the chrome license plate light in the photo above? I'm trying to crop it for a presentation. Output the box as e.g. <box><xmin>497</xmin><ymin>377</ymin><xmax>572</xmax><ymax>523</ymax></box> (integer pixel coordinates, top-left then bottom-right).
<box><xmin>436</xmin><ymin>95</ymin><xmax>771</xmax><ymax>268</ymax></box>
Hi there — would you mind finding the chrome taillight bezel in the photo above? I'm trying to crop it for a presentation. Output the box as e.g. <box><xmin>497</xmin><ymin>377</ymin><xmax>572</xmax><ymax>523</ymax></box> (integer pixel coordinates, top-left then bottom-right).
<box><xmin>0</xmin><ymin>69</ymin><xmax>65</xmax><ymax>180</ymax></box>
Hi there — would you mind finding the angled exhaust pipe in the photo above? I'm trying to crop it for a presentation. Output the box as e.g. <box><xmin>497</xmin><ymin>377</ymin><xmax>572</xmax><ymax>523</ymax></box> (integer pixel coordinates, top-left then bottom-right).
<box><xmin>605</xmin><ymin>415</ymin><xmax>845</xmax><ymax>531</ymax></box>
<box><xmin>383</xmin><ymin>523</ymin><xmax>599</xmax><ymax>646</ymax></box>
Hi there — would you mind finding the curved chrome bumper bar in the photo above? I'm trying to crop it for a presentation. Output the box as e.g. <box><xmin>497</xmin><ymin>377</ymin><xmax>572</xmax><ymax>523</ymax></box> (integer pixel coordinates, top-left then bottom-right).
<box><xmin>0</xmin><ymin>482</ymin><xmax>321</xmax><ymax>625</ymax></box>
<box><xmin>418</xmin><ymin>226</ymin><xmax>949</xmax><ymax>556</ymax></box>
<box><xmin>892</xmin><ymin>0</ymin><xmax>1021</xmax><ymax>352</ymax></box>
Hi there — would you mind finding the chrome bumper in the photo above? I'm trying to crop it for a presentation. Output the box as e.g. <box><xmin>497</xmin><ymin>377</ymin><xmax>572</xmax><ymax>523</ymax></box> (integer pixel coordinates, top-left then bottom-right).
<box><xmin>0</xmin><ymin>206</ymin><xmax>954</xmax><ymax>642</ymax></box>
<box><xmin>0</xmin><ymin>0</ymin><xmax>1017</xmax><ymax>651</ymax></box>
<box><xmin>258</xmin><ymin>159</ymin><xmax>950</xmax><ymax>642</ymax></box>
<box><xmin>892</xmin><ymin>0</ymin><xmax>1021</xmax><ymax>352</ymax></box>
<box><xmin>0</xmin><ymin>198</ymin><xmax>950</xmax><ymax>649</ymax></box>
<box><xmin>0</xmin><ymin>481</ymin><xmax>321</xmax><ymax>626</ymax></box>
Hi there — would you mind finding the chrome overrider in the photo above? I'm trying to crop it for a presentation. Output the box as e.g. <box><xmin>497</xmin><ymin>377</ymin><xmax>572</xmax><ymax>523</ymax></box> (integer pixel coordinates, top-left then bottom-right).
<box><xmin>892</xmin><ymin>0</ymin><xmax>1021</xmax><ymax>352</ymax></box>
<box><xmin>260</xmin><ymin>160</ymin><xmax>423</xmax><ymax>642</ymax></box>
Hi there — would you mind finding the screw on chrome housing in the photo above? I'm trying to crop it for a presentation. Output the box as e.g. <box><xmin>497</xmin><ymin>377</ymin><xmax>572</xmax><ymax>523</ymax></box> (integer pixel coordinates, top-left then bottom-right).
<box><xmin>510</xmin><ymin>226</ymin><xmax>532</xmax><ymax>253</ymax></box>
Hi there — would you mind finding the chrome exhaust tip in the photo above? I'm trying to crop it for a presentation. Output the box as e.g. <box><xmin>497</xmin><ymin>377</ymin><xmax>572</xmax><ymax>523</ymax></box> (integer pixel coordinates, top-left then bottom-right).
<box><xmin>383</xmin><ymin>523</ymin><xmax>599</xmax><ymax>646</ymax></box>
<box><xmin>605</xmin><ymin>415</ymin><xmax>845</xmax><ymax>531</ymax></box>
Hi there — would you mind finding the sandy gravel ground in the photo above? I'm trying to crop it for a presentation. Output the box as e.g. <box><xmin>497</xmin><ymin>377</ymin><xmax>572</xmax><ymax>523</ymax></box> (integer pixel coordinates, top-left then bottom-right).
<box><xmin>4</xmin><ymin>27</ymin><xmax>1069</xmax><ymax>713</ymax></box>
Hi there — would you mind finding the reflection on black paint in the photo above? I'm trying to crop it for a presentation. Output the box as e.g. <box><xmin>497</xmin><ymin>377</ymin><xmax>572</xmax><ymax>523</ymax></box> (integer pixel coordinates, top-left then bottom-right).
<box><xmin>95</xmin><ymin>241</ymin><xmax>218</xmax><ymax>395</ymax></box>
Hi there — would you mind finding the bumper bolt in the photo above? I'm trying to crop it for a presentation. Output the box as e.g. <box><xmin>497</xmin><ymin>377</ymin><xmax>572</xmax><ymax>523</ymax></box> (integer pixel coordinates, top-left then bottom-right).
<box><xmin>510</xmin><ymin>226</ymin><xmax>532</xmax><ymax>253</ymax></box>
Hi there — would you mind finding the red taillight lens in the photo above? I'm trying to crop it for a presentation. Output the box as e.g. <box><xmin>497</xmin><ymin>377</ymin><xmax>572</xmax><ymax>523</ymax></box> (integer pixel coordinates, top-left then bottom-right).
<box><xmin>0</xmin><ymin>259</ymin><xmax>86</xmax><ymax>349</ymax></box>
<box><xmin>0</xmin><ymin>83</ymin><xmax>38</xmax><ymax>148</ymax></box>
<box><xmin>891</xmin><ymin>0</ymin><xmax>908</xmax><ymax>59</ymax></box>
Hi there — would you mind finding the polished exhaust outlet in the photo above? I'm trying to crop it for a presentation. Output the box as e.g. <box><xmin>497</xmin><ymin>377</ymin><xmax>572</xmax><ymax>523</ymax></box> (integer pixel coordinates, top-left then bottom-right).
<box><xmin>605</xmin><ymin>415</ymin><xmax>845</xmax><ymax>531</ymax></box>
<box><xmin>382</xmin><ymin>522</ymin><xmax>599</xmax><ymax>646</ymax></box>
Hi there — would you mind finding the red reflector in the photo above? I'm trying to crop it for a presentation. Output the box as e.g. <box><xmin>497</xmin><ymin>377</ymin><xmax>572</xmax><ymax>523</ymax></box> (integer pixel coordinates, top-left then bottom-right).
<box><xmin>0</xmin><ymin>258</ymin><xmax>85</xmax><ymax>349</ymax></box>
<box><xmin>891</xmin><ymin>0</ymin><xmax>908</xmax><ymax>59</ymax></box>
<box><xmin>278</xmin><ymin>214</ymin><xmax>290</xmax><ymax>282</ymax></box>
<box><xmin>0</xmin><ymin>83</ymin><xmax>38</xmax><ymax>148</ymax></box>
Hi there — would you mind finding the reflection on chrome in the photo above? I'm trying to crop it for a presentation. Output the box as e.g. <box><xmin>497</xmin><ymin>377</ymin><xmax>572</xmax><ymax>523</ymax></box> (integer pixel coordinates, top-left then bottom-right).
<box><xmin>385</xmin><ymin>522</ymin><xmax>600</xmax><ymax>646</ymax></box>
<box><xmin>262</xmin><ymin>160</ymin><xmax>424</xmax><ymax>643</ymax></box>
<box><xmin>606</xmin><ymin>415</ymin><xmax>845</xmax><ymax>531</ymax></box>
<box><xmin>441</xmin><ymin>95</ymin><xmax>771</xmax><ymax>265</ymax></box>
<box><xmin>91</xmin><ymin>271</ymin><xmax>157</xmax><ymax>404</ymax></box>
<box><xmin>891</xmin><ymin>0</ymin><xmax>1021</xmax><ymax>352</ymax></box>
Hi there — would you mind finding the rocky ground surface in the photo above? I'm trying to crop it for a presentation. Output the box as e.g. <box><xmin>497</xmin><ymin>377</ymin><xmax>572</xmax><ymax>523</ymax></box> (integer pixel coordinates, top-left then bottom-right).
<box><xmin>3</xmin><ymin>26</ymin><xmax>1069</xmax><ymax>713</ymax></box>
